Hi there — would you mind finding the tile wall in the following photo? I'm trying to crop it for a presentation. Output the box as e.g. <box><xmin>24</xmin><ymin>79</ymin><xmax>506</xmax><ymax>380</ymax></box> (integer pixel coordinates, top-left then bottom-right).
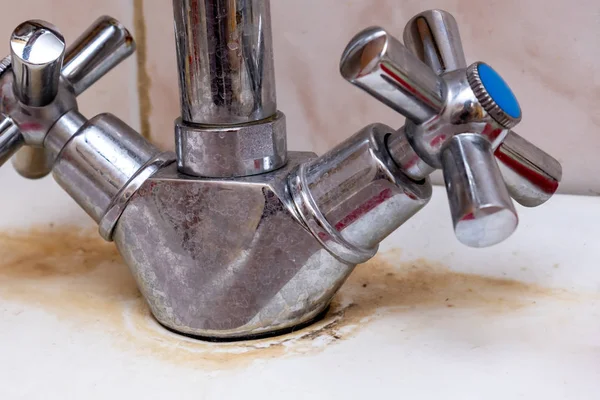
<box><xmin>1</xmin><ymin>0</ymin><xmax>598</xmax><ymax>194</ymax></box>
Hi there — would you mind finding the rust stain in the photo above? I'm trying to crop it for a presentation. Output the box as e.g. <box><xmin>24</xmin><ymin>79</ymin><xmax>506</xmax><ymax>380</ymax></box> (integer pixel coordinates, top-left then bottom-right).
<box><xmin>133</xmin><ymin>0</ymin><xmax>152</xmax><ymax>139</ymax></box>
<box><xmin>0</xmin><ymin>227</ymin><xmax>571</xmax><ymax>370</ymax></box>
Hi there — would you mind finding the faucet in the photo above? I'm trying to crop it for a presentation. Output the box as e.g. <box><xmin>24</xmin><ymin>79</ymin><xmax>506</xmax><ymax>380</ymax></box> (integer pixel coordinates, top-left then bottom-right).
<box><xmin>0</xmin><ymin>3</ymin><xmax>561</xmax><ymax>340</ymax></box>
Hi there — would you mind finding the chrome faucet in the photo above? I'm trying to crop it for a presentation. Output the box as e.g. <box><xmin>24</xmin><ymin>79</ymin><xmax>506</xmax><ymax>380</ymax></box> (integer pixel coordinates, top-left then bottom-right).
<box><xmin>0</xmin><ymin>4</ymin><xmax>561</xmax><ymax>339</ymax></box>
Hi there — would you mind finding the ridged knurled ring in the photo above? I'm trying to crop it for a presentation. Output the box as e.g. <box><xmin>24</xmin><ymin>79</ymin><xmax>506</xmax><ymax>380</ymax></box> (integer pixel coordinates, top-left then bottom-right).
<box><xmin>467</xmin><ymin>62</ymin><xmax>521</xmax><ymax>129</ymax></box>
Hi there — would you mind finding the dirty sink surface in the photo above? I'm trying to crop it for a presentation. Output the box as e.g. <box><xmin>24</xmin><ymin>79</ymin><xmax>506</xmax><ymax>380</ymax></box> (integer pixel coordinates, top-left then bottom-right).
<box><xmin>0</xmin><ymin>182</ymin><xmax>599</xmax><ymax>399</ymax></box>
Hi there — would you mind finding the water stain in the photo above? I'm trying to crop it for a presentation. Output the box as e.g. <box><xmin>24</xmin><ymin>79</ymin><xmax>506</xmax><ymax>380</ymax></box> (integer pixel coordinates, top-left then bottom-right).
<box><xmin>0</xmin><ymin>227</ymin><xmax>568</xmax><ymax>370</ymax></box>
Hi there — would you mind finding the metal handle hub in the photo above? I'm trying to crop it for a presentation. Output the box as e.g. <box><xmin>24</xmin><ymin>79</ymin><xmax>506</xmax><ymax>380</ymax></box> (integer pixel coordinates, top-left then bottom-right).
<box><xmin>340</xmin><ymin>10</ymin><xmax>562</xmax><ymax>247</ymax></box>
<box><xmin>0</xmin><ymin>16</ymin><xmax>136</xmax><ymax>179</ymax></box>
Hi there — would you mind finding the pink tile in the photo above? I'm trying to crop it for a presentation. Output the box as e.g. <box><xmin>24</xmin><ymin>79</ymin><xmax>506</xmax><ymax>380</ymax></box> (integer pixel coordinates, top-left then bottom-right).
<box><xmin>141</xmin><ymin>0</ymin><xmax>598</xmax><ymax>195</ymax></box>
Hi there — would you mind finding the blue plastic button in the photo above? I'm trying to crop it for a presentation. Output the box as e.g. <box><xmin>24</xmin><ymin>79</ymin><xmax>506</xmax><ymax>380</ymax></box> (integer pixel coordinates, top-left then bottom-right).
<box><xmin>477</xmin><ymin>63</ymin><xmax>521</xmax><ymax>119</ymax></box>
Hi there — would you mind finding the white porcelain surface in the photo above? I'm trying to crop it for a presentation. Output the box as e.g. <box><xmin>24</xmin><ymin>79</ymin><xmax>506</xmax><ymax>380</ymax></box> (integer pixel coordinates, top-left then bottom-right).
<box><xmin>1</xmin><ymin>187</ymin><xmax>599</xmax><ymax>399</ymax></box>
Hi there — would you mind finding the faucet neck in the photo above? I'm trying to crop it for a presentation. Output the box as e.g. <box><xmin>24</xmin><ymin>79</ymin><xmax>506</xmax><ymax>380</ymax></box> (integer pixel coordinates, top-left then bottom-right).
<box><xmin>172</xmin><ymin>0</ymin><xmax>277</xmax><ymax>125</ymax></box>
<box><xmin>172</xmin><ymin>0</ymin><xmax>287</xmax><ymax>178</ymax></box>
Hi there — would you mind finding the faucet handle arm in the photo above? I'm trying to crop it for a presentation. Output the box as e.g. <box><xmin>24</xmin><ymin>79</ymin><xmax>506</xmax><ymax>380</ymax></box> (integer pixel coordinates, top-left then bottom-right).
<box><xmin>340</xmin><ymin>27</ymin><xmax>446</xmax><ymax>125</ymax></box>
<box><xmin>62</xmin><ymin>16</ymin><xmax>135</xmax><ymax>96</ymax></box>
<box><xmin>403</xmin><ymin>9</ymin><xmax>467</xmax><ymax>75</ymax></box>
<box><xmin>10</xmin><ymin>16</ymin><xmax>136</xmax><ymax>179</ymax></box>
<box><xmin>442</xmin><ymin>133</ymin><xmax>518</xmax><ymax>247</ymax></box>
<box><xmin>2</xmin><ymin>21</ymin><xmax>65</xmax><ymax>174</ymax></box>
<box><xmin>0</xmin><ymin>116</ymin><xmax>23</xmax><ymax>166</ymax></box>
<box><xmin>0</xmin><ymin>56</ymin><xmax>24</xmax><ymax>165</ymax></box>
<box><xmin>9</xmin><ymin>20</ymin><xmax>66</xmax><ymax>107</ymax></box>
<box><xmin>496</xmin><ymin>131</ymin><xmax>562</xmax><ymax>207</ymax></box>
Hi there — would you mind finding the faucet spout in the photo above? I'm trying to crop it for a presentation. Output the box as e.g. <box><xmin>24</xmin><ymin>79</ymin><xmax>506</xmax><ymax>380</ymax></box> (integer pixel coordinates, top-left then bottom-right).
<box><xmin>172</xmin><ymin>0</ymin><xmax>277</xmax><ymax>125</ymax></box>
<box><xmin>172</xmin><ymin>0</ymin><xmax>286</xmax><ymax>178</ymax></box>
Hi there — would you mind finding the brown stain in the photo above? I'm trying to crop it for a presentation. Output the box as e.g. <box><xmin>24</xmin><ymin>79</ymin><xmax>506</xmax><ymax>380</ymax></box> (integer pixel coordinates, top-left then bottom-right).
<box><xmin>0</xmin><ymin>227</ymin><xmax>570</xmax><ymax>370</ymax></box>
<box><xmin>133</xmin><ymin>0</ymin><xmax>152</xmax><ymax>139</ymax></box>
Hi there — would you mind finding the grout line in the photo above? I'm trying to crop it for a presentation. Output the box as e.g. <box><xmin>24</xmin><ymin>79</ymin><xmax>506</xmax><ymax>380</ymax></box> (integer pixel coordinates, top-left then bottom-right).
<box><xmin>133</xmin><ymin>0</ymin><xmax>152</xmax><ymax>139</ymax></box>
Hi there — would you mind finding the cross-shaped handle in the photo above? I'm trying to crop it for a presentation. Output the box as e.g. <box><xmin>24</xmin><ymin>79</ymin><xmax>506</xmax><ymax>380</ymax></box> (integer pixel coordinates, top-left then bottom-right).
<box><xmin>0</xmin><ymin>16</ymin><xmax>135</xmax><ymax>178</ymax></box>
<box><xmin>403</xmin><ymin>10</ymin><xmax>562</xmax><ymax>207</ymax></box>
<box><xmin>339</xmin><ymin>10</ymin><xmax>562</xmax><ymax>247</ymax></box>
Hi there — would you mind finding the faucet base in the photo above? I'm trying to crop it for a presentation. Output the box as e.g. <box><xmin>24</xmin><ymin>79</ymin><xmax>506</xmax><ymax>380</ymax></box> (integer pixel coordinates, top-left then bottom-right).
<box><xmin>156</xmin><ymin>304</ymin><xmax>332</xmax><ymax>343</ymax></box>
<box><xmin>114</xmin><ymin>152</ymin><xmax>355</xmax><ymax>340</ymax></box>
<box><xmin>175</xmin><ymin>111</ymin><xmax>287</xmax><ymax>178</ymax></box>
<box><xmin>112</xmin><ymin>121</ymin><xmax>434</xmax><ymax>340</ymax></box>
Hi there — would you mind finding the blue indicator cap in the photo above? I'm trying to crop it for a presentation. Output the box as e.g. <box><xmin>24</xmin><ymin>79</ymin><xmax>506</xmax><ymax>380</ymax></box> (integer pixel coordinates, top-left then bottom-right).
<box><xmin>477</xmin><ymin>63</ymin><xmax>521</xmax><ymax>119</ymax></box>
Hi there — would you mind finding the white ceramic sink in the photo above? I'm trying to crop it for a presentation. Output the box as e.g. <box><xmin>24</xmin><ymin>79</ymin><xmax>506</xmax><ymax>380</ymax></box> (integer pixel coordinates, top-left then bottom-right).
<box><xmin>1</xmin><ymin>164</ymin><xmax>599</xmax><ymax>399</ymax></box>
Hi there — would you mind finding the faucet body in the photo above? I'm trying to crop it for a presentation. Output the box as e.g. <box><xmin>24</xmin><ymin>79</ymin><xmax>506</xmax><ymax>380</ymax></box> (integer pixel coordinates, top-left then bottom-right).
<box><xmin>0</xmin><ymin>4</ymin><xmax>561</xmax><ymax>339</ymax></box>
<box><xmin>113</xmin><ymin>126</ymin><xmax>429</xmax><ymax>337</ymax></box>
<box><xmin>115</xmin><ymin>154</ymin><xmax>353</xmax><ymax>337</ymax></box>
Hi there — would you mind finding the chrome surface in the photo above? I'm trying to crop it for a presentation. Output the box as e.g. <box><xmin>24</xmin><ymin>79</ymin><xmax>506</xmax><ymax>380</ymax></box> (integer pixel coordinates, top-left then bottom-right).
<box><xmin>172</xmin><ymin>0</ymin><xmax>286</xmax><ymax>178</ymax></box>
<box><xmin>0</xmin><ymin>60</ymin><xmax>24</xmax><ymax>166</ymax></box>
<box><xmin>173</xmin><ymin>0</ymin><xmax>277</xmax><ymax>125</ymax></box>
<box><xmin>0</xmin><ymin>56</ymin><xmax>10</xmax><ymax>75</ymax></box>
<box><xmin>175</xmin><ymin>111</ymin><xmax>287</xmax><ymax>177</ymax></box>
<box><xmin>0</xmin><ymin>116</ymin><xmax>22</xmax><ymax>166</ymax></box>
<box><xmin>115</xmin><ymin>153</ymin><xmax>354</xmax><ymax>338</ymax></box>
<box><xmin>403</xmin><ymin>9</ymin><xmax>467</xmax><ymax>75</ymax></box>
<box><xmin>0</xmin><ymin>22</ymin><xmax>76</xmax><ymax>158</ymax></box>
<box><xmin>5</xmin><ymin>75</ymin><xmax>77</xmax><ymax>179</ymax></box>
<box><xmin>114</xmin><ymin>121</ymin><xmax>431</xmax><ymax>337</ymax></box>
<box><xmin>289</xmin><ymin>123</ymin><xmax>431</xmax><ymax>264</ymax></box>
<box><xmin>496</xmin><ymin>131</ymin><xmax>563</xmax><ymax>207</ymax></box>
<box><xmin>442</xmin><ymin>133</ymin><xmax>517</xmax><ymax>247</ymax></box>
<box><xmin>11</xmin><ymin>146</ymin><xmax>52</xmax><ymax>179</ymax></box>
<box><xmin>62</xmin><ymin>16</ymin><xmax>135</xmax><ymax>96</ymax></box>
<box><xmin>9</xmin><ymin>20</ymin><xmax>65</xmax><ymax>107</ymax></box>
<box><xmin>99</xmin><ymin>152</ymin><xmax>175</xmax><ymax>241</ymax></box>
<box><xmin>340</xmin><ymin>26</ymin><xmax>445</xmax><ymax>125</ymax></box>
<box><xmin>385</xmin><ymin>126</ymin><xmax>433</xmax><ymax>181</ymax></box>
<box><xmin>3</xmin><ymin>18</ymin><xmax>171</xmax><ymax>243</ymax></box>
<box><xmin>342</xmin><ymin>10</ymin><xmax>561</xmax><ymax>247</ymax></box>
<box><xmin>402</xmin><ymin>9</ymin><xmax>561</xmax><ymax>207</ymax></box>
<box><xmin>6</xmin><ymin>16</ymin><xmax>135</xmax><ymax>179</ymax></box>
<box><xmin>43</xmin><ymin>109</ymin><xmax>88</xmax><ymax>160</ymax></box>
<box><xmin>403</xmin><ymin>68</ymin><xmax>509</xmax><ymax>169</ymax></box>
<box><xmin>0</xmin><ymin>72</ymin><xmax>77</xmax><ymax>145</ymax></box>
<box><xmin>52</xmin><ymin>113</ymin><xmax>162</xmax><ymax>224</ymax></box>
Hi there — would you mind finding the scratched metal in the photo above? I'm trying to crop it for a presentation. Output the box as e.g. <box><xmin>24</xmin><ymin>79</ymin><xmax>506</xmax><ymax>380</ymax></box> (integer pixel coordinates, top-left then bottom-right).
<box><xmin>114</xmin><ymin>152</ymin><xmax>354</xmax><ymax>339</ymax></box>
<box><xmin>116</xmin><ymin>122</ymin><xmax>433</xmax><ymax>339</ymax></box>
